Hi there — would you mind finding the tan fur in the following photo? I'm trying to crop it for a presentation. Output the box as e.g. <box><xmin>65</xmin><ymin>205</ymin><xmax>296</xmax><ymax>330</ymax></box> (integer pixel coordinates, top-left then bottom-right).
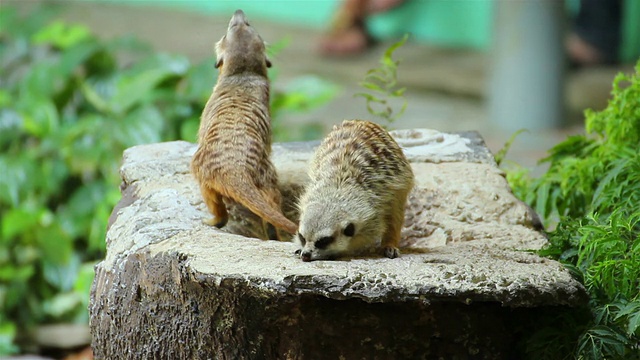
<box><xmin>295</xmin><ymin>120</ymin><xmax>415</xmax><ymax>261</ymax></box>
<box><xmin>190</xmin><ymin>10</ymin><xmax>297</xmax><ymax>239</ymax></box>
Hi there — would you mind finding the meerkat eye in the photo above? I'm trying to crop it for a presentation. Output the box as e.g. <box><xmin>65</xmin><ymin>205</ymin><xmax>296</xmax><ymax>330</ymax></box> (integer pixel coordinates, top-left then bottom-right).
<box><xmin>315</xmin><ymin>236</ymin><xmax>334</xmax><ymax>250</ymax></box>
<box><xmin>343</xmin><ymin>223</ymin><xmax>355</xmax><ymax>237</ymax></box>
<box><xmin>297</xmin><ymin>233</ymin><xmax>306</xmax><ymax>246</ymax></box>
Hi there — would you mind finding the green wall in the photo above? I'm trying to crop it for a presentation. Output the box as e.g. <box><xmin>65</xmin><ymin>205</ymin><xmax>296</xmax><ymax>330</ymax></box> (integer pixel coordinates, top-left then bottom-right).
<box><xmin>89</xmin><ymin>0</ymin><xmax>638</xmax><ymax>60</ymax></box>
<box><xmin>90</xmin><ymin>0</ymin><xmax>493</xmax><ymax>49</ymax></box>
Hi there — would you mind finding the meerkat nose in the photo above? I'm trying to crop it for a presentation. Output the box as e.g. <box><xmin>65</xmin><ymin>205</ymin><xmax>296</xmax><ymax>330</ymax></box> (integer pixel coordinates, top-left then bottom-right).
<box><xmin>301</xmin><ymin>252</ymin><xmax>312</xmax><ymax>262</ymax></box>
<box><xmin>231</xmin><ymin>10</ymin><xmax>248</xmax><ymax>26</ymax></box>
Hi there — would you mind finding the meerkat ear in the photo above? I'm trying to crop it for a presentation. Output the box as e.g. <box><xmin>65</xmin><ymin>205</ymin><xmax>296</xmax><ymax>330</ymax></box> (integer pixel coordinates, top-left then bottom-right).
<box><xmin>296</xmin><ymin>233</ymin><xmax>306</xmax><ymax>246</ymax></box>
<box><xmin>215</xmin><ymin>38</ymin><xmax>224</xmax><ymax>69</ymax></box>
<box><xmin>343</xmin><ymin>223</ymin><xmax>355</xmax><ymax>237</ymax></box>
<box><xmin>263</xmin><ymin>41</ymin><xmax>272</xmax><ymax>68</ymax></box>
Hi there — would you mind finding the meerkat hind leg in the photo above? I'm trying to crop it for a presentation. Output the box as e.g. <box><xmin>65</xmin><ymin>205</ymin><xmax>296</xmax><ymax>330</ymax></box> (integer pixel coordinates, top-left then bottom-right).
<box><xmin>265</xmin><ymin>222</ymin><xmax>279</xmax><ymax>241</ymax></box>
<box><xmin>261</xmin><ymin>184</ymin><xmax>287</xmax><ymax>241</ymax></box>
<box><xmin>201</xmin><ymin>185</ymin><xmax>228</xmax><ymax>228</ymax></box>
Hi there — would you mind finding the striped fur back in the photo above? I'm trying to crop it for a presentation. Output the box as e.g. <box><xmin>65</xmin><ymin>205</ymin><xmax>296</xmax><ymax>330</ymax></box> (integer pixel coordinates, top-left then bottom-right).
<box><xmin>310</xmin><ymin>120</ymin><xmax>413</xmax><ymax>193</ymax></box>
<box><xmin>193</xmin><ymin>75</ymin><xmax>272</xmax><ymax>185</ymax></box>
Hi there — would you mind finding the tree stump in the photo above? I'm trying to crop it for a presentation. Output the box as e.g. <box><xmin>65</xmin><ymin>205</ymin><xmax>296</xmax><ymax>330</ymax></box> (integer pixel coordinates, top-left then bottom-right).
<box><xmin>90</xmin><ymin>130</ymin><xmax>587</xmax><ymax>359</ymax></box>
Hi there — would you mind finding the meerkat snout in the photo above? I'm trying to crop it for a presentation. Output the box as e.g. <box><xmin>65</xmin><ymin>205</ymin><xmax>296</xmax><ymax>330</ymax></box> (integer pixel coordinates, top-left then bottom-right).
<box><xmin>230</xmin><ymin>9</ymin><xmax>249</xmax><ymax>26</ymax></box>
<box><xmin>301</xmin><ymin>252</ymin><xmax>312</xmax><ymax>262</ymax></box>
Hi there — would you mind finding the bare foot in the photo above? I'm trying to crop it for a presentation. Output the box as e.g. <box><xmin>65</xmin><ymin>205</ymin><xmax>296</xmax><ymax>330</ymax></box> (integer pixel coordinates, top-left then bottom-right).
<box><xmin>566</xmin><ymin>33</ymin><xmax>605</xmax><ymax>66</ymax></box>
<box><xmin>318</xmin><ymin>24</ymin><xmax>371</xmax><ymax>57</ymax></box>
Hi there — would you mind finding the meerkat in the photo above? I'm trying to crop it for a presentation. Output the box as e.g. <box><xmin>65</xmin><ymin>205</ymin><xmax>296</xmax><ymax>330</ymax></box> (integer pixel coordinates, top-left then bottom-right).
<box><xmin>190</xmin><ymin>9</ymin><xmax>297</xmax><ymax>239</ymax></box>
<box><xmin>294</xmin><ymin>120</ymin><xmax>415</xmax><ymax>261</ymax></box>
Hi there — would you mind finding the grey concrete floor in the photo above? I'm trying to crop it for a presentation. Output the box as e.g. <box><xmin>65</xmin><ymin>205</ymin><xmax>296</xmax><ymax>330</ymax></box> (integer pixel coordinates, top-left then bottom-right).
<box><xmin>10</xmin><ymin>0</ymin><xmax>636</xmax><ymax>172</ymax></box>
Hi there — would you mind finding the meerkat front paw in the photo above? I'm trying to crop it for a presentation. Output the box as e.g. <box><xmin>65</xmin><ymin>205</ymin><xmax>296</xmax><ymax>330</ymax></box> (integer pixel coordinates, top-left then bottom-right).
<box><xmin>383</xmin><ymin>246</ymin><xmax>400</xmax><ymax>259</ymax></box>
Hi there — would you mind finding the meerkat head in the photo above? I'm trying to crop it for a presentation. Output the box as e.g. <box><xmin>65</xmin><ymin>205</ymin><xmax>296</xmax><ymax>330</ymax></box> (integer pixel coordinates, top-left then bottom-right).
<box><xmin>215</xmin><ymin>9</ymin><xmax>271</xmax><ymax>76</ymax></box>
<box><xmin>294</xmin><ymin>190</ymin><xmax>385</xmax><ymax>262</ymax></box>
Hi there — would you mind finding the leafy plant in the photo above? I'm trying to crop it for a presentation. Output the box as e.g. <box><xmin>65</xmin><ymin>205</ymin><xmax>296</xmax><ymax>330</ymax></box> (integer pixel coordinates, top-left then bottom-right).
<box><xmin>510</xmin><ymin>61</ymin><xmax>640</xmax><ymax>359</ymax></box>
<box><xmin>511</xmin><ymin>64</ymin><xmax>640</xmax><ymax>224</ymax></box>
<box><xmin>0</xmin><ymin>5</ymin><xmax>337</xmax><ymax>354</ymax></box>
<box><xmin>355</xmin><ymin>34</ymin><xmax>408</xmax><ymax>128</ymax></box>
<box><xmin>0</xmin><ymin>7</ymin><xmax>205</xmax><ymax>353</ymax></box>
<box><xmin>493</xmin><ymin>129</ymin><xmax>527</xmax><ymax>166</ymax></box>
<box><xmin>271</xmin><ymin>75</ymin><xmax>341</xmax><ymax>142</ymax></box>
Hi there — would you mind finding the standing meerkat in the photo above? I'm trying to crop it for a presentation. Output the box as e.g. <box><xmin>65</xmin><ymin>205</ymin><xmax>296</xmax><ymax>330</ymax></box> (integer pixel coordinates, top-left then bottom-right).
<box><xmin>191</xmin><ymin>9</ymin><xmax>297</xmax><ymax>239</ymax></box>
<box><xmin>294</xmin><ymin>120</ymin><xmax>415</xmax><ymax>261</ymax></box>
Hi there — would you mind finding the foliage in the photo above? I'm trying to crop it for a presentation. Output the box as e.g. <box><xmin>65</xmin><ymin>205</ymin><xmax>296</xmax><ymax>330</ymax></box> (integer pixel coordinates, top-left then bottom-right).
<box><xmin>493</xmin><ymin>129</ymin><xmax>527</xmax><ymax>166</ymax></box>
<box><xmin>0</xmin><ymin>6</ymin><xmax>202</xmax><ymax>353</ymax></box>
<box><xmin>511</xmin><ymin>64</ymin><xmax>640</xmax><ymax>224</ymax></box>
<box><xmin>354</xmin><ymin>34</ymin><xmax>408</xmax><ymax>128</ymax></box>
<box><xmin>0</xmin><ymin>5</ymin><xmax>336</xmax><ymax>354</ymax></box>
<box><xmin>271</xmin><ymin>75</ymin><xmax>341</xmax><ymax>142</ymax></box>
<box><xmin>510</xmin><ymin>61</ymin><xmax>640</xmax><ymax>359</ymax></box>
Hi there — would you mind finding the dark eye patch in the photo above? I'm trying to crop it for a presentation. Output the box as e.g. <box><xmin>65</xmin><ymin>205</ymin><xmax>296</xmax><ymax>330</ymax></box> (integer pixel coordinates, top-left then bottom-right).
<box><xmin>343</xmin><ymin>223</ymin><xmax>355</xmax><ymax>237</ymax></box>
<box><xmin>298</xmin><ymin>233</ymin><xmax>306</xmax><ymax>246</ymax></box>
<box><xmin>315</xmin><ymin>236</ymin><xmax>335</xmax><ymax>250</ymax></box>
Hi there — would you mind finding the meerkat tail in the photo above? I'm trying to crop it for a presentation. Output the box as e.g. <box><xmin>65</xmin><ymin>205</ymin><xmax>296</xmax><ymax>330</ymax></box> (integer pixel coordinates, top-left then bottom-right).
<box><xmin>229</xmin><ymin>183</ymin><xmax>298</xmax><ymax>235</ymax></box>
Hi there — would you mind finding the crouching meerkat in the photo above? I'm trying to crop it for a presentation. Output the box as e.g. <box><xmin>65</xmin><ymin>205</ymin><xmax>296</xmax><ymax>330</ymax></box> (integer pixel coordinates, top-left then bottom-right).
<box><xmin>294</xmin><ymin>120</ymin><xmax>415</xmax><ymax>261</ymax></box>
<box><xmin>191</xmin><ymin>9</ymin><xmax>298</xmax><ymax>239</ymax></box>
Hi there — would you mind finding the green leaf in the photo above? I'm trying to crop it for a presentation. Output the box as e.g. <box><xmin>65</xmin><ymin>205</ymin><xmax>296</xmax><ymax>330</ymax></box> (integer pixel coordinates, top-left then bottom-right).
<box><xmin>271</xmin><ymin>75</ymin><xmax>340</xmax><ymax>117</ymax></box>
<box><xmin>0</xmin><ymin>321</ymin><xmax>18</xmax><ymax>355</ymax></box>
<box><xmin>113</xmin><ymin>105</ymin><xmax>164</xmax><ymax>146</ymax></box>
<box><xmin>359</xmin><ymin>81</ymin><xmax>384</xmax><ymax>92</ymax></box>
<box><xmin>625</xmin><ymin>306</ymin><xmax>640</xmax><ymax>336</ymax></box>
<box><xmin>381</xmin><ymin>34</ymin><xmax>408</xmax><ymax>67</ymax></box>
<box><xmin>73</xmin><ymin>262</ymin><xmax>96</xmax><ymax>320</ymax></box>
<box><xmin>354</xmin><ymin>92</ymin><xmax>385</xmax><ymax>104</ymax></box>
<box><xmin>1</xmin><ymin>207</ymin><xmax>44</xmax><ymax>240</ymax></box>
<box><xmin>266</xmin><ymin>36</ymin><xmax>291</xmax><ymax>59</ymax></box>
<box><xmin>32</xmin><ymin>21</ymin><xmax>92</xmax><ymax>49</ymax></box>
<box><xmin>58</xmin><ymin>182</ymin><xmax>110</xmax><ymax>239</ymax></box>
<box><xmin>87</xmin><ymin>188</ymin><xmax>120</xmax><ymax>252</ymax></box>
<box><xmin>35</xmin><ymin>219</ymin><xmax>73</xmax><ymax>266</ymax></box>
<box><xmin>42</xmin><ymin>292</ymin><xmax>82</xmax><ymax>319</ymax></box>
<box><xmin>21</xmin><ymin>98</ymin><xmax>59</xmax><ymax>137</ymax></box>
<box><xmin>390</xmin><ymin>88</ymin><xmax>406</xmax><ymax>97</ymax></box>
<box><xmin>81</xmin><ymin>81</ymin><xmax>111</xmax><ymax>113</ymax></box>
<box><xmin>535</xmin><ymin>181</ymin><xmax>551</xmax><ymax>220</ymax></box>
<box><xmin>0</xmin><ymin>263</ymin><xmax>35</xmax><ymax>282</ymax></box>
<box><xmin>109</xmin><ymin>55</ymin><xmax>189</xmax><ymax>115</ymax></box>
<box><xmin>57</xmin><ymin>41</ymin><xmax>101</xmax><ymax>77</ymax></box>
<box><xmin>19</xmin><ymin>61</ymin><xmax>61</xmax><ymax>99</ymax></box>
<box><xmin>180</xmin><ymin>117</ymin><xmax>200</xmax><ymax>143</ymax></box>
<box><xmin>181</xmin><ymin>58</ymin><xmax>217</xmax><ymax>101</ymax></box>
<box><xmin>43</xmin><ymin>252</ymin><xmax>81</xmax><ymax>292</ymax></box>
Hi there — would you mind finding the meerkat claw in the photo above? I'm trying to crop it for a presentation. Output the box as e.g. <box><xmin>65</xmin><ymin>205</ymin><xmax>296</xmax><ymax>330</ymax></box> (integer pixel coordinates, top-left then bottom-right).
<box><xmin>383</xmin><ymin>246</ymin><xmax>400</xmax><ymax>259</ymax></box>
